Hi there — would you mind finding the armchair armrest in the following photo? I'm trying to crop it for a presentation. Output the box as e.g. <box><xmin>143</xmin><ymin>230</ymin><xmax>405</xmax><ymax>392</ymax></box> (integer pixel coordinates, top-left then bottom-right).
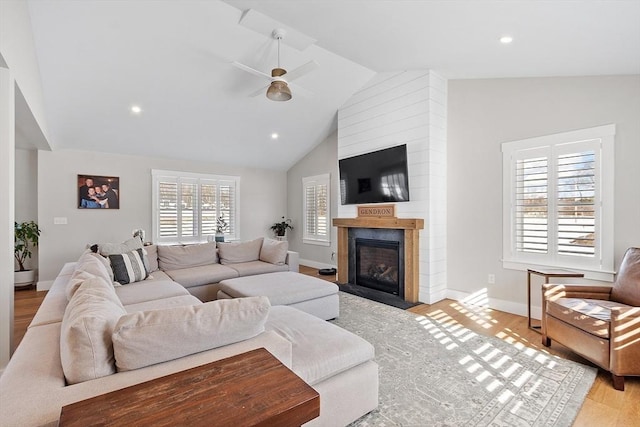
<box><xmin>285</xmin><ymin>251</ymin><xmax>299</xmax><ymax>272</ymax></box>
<box><xmin>541</xmin><ymin>284</ymin><xmax>613</xmax><ymax>338</ymax></box>
<box><xmin>610</xmin><ymin>306</ymin><xmax>640</xmax><ymax>376</ymax></box>
<box><xmin>542</xmin><ymin>283</ymin><xmax>613</xmax><ymax>301</ymax></box>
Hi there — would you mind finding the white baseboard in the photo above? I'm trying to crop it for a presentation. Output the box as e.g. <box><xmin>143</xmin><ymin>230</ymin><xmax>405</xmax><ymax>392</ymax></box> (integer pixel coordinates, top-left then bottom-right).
<box><xmin>420</xmin><ymin>289</ymin><xmax>448</xmax><ymax>305</ymax></box>
<box><xmin>37</xmin><ymin>280</ymin><xmax>53</xmax><ymax>291</ymax></box>
<box><xmin>299</xmin><ymin>259</ymin><xmax>337</xmax><ymax>270</ymax></box>
<box><xmin>446</xmin><ymin>289</ymin><xmax>541</xmax><ymax>320</ymax></box>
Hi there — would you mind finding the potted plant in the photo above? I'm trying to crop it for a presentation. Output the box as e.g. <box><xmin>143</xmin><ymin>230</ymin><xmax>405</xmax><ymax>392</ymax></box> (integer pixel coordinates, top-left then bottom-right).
<box><xmin>215</xmin><ymin>216</ymin><xmax>228</xmax><ymax>242</ymax></box>
<box><xmin>14</xmin><ymin>220</ymin><xmax>41</xmax><ymax>288</ymax></box>
<box><xmin>270</xmin><ymin>216</ymin><xmax>293</xmax><ymax>238</ymax></box>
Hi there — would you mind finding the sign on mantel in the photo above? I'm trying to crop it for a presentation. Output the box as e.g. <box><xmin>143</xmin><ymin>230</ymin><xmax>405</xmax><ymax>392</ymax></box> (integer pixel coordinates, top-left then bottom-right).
<box><xmin>357</xmin><ymin>204</ymin><xmax>396</xmax><ymax>218</ymax></box>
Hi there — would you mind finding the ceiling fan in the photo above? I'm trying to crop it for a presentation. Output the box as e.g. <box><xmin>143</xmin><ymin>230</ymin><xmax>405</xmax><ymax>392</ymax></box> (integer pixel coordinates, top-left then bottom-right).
<box><xmin>232</xmin><ymin>29</ymin><xmax>318</xmax><ymax>101</ymax></box>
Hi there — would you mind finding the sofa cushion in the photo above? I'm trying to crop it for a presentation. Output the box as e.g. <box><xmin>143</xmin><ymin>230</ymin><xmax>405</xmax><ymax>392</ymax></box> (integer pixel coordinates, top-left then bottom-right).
<box><xmin>60</xmin><ymin>277</ymin><xmax>126</xmax><ymax>384</ymax></box>
<box><xmin>220</xmin><ymin>271</ymin><xmax>338</xmax><ymax>306</ymax></box>
<box><xmin>88</xmin><ymin>251</ymin><xmax>115</xmax><ymax>281</ymax></box>
<box><xmin>114</xmin><ymin>280</ymin><xmax>190</xmax><ymax>305</ymax></box>
<box><xmin>218</xmin><ymin>238</ymin><xmax>263</xmax><ymax>265</ymax></box>
<box><xmin>143</xmin><ymin>270</ymin><xmax>172</xmax><ymax>282</ymax></box>
<box><xmin>611</xmin><ymin>247</ymin><xmax>640</xmax><ymax>306</ymax></box>
<box><xmin>266</xmin><ymin>305</ymin><xmax>374</xmax><ymax>385</ymax></box>
<box><xmin>546</xmin><ymin>297</ymin><xmax>634</xmax><ymax>338</ymax></box>
<box><xmin>226</xmin><ymin>260</ymin><xmax>289</xmax><ymax>277</ymax></box>
<box><xmin>66</xmin><ymin>252</ymin><xmax>114</xmax><ymax>300</ymax></box>
<box><xmin>144</xmin><ymin>244</ymin><xmax>159</xmax><ymax>272</ymax></box>
<box><xmin>260</xmin><ymin>238</ymin><xmax>289</xmax><ymax>265</ymax></box>
<box><xmin>164</xmin><ymin>264</ymin><xmax>239</xmax><ymax>288</ymax></box>
<box><xmin>109</xmin><ymin>248</ymin><xmax>149</xmax><ymax>285</ymax></box>
<box><xmin>157</xmin><ymin>242</ymin><xmax>218</xmax><ymax>271</ymax></box>
<box><xmin>113</xmin><ymin>297</ymin><xmax>271</xmax><ymax>371</ymax></box>
<box><xmin>124</xmin><ymin>294</ymin><xmax>203</xmax><ymax>313</ymax></box>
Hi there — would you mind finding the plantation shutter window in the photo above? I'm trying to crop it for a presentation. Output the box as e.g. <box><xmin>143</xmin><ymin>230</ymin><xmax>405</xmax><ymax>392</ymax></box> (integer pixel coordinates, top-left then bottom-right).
<box><xmin>158</xmin><ymin>180</ymin><xmax>178</xmax><ymax>239</ymax></box>
<box><xmin>502</xmin><ymin>125</ymin><xmax>614</xmax><ymax>281</ymax></box>
<box><xmin>515</xmin><ymin>154</ymin><xmax>549</xmax><ymax>254</ymax></box>
<box><xmin>303</xmin><ymin>173</ymin><xmax>331</xmax><ymax>246</ymax></box>
<box><xmin>152</xmin><ymin>170</ymin><xmax>240</xmax><ymax>244</ymax></box>
<box><xmin>557</xmin><ymin>150</ymin><xmax>596</xmax><ymax>257</ymax></box>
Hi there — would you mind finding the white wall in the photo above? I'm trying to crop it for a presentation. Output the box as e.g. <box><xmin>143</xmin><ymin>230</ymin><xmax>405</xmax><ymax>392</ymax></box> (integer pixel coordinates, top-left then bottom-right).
<box><xmin>37</xmin><ymin>149</ymin><xmax>286</xmax><ymax>285</ymax></box>
<box><xmin>15</xmin><ymin>148</ymin><xmax>38</xmax><ymax>272</ymax></box>
<box><xmin>447</xmin><ymin>75</ymin><xmax>640</xmax><ymax>316</ymax></box>
<box><xmin>0</xmin><ymin>0</ymin><xmax>50</xmax><ymax>143</ymax></box>
<box><xmin>0</xmin><ymin>66</ymin><xmax>16</xmax><ymax>369</ymax></box>
<box><xmin>337</xmin><ymin>70</ymin><xmax>447</xmax><ymax>303</ymax></box>
<box><xmin>286</xmin><ymin>131</ymin><xmax>338</xmax><ymax>269</ymax></box>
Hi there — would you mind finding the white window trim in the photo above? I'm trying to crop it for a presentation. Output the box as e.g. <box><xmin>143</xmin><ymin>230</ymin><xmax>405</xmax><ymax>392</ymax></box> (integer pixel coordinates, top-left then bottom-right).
<box><xmin>303</xmin><ymin>173</ymin><xmax>331</xmax><ymax>247</ymax></box>
<box><xmin>152</xmin><ymin>169</ymin><xmax>240</xmax><ymax>244</ymax></box>
<box><xmin>501</xmin><ymin>124</ymin><xmax>615</xmax><ymax>282</ymax></box>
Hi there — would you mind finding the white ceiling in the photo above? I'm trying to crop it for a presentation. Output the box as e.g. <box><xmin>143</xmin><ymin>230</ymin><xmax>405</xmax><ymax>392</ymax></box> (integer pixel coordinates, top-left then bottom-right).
<box><xmin>23</xmin><ymin>0</ymin><xmax>640</xmax><ymax>171</ymax></box>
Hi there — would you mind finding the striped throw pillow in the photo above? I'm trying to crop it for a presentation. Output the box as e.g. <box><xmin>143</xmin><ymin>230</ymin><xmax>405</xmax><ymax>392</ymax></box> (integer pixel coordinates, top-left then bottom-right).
<box><xmin>109</xmin><ymin>248</ymin><xmax>148</xmax><ymax>285</ymax></box>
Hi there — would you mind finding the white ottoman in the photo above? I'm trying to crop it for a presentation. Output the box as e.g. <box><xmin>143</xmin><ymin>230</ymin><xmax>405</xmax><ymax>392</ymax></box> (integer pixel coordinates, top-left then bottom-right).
<box><xmin>217</xmin><ymin>271</ymin><xmax>339</xmax><ymax>320</ymax></box>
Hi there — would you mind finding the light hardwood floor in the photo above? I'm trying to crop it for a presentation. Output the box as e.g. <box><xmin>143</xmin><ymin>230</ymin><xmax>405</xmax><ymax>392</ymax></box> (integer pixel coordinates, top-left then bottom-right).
<box><xmin>13</xmin><ymin>267</ymin><xmax>640</xmax><ymax>426</ymax></box>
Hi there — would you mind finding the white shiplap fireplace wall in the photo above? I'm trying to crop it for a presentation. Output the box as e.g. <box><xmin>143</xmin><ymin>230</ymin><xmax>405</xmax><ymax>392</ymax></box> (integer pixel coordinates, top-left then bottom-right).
<box><xmin>337</xmin><ymin>70</ymin><xmax>447</xmax><ymax>304</ymax></box>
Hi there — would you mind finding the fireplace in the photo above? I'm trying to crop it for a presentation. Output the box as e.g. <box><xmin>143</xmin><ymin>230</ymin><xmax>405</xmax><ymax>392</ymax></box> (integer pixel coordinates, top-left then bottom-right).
<box><xmin>355</xmin><ymin>239</ymin><xmax>402</xmax><ymax>297</ymax></box>
<box><xmin>347</xmin><ymin>227</ymin><xmax>405</xmax><ymax>299</ymax></box>
<box><xmin>335</xmin><ymin>217</ymin><xmax>423</xmax><ymax>303</ymax></box>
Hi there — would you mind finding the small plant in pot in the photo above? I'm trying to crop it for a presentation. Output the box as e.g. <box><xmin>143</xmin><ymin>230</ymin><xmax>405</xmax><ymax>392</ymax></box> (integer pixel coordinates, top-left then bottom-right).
<box><xmin>14</xmin><ymin>221</ymin><xmax>41</xmax><ymax>288</ymax></box>
<box><xmin>270</xmin><ymin>217</ymin><xmax>293</xmax><ymax>238</ymax></box>
<box><xmin>215</xmin><ymin>216</ymin><xmax>228</xmax><ymax>242</ymax></box>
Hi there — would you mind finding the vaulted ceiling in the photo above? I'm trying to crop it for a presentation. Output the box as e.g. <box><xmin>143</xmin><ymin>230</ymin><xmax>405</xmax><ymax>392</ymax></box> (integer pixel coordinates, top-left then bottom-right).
<box><xmin>21</xmin><ymin>0</ymin><xmax>640</xmax><ymax>170</ymax></box>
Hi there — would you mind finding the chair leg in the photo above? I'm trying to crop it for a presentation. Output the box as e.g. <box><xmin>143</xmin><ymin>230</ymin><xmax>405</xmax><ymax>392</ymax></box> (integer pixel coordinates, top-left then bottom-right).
<box><xmin>612</xmin><ymin>374</ymin><xmax>625</xmax><ymax>391</ymax></box>
<box><xmin>542</xmin><ymin>335</ymin><xmax>551</xmax><ymax>347</ymax></box>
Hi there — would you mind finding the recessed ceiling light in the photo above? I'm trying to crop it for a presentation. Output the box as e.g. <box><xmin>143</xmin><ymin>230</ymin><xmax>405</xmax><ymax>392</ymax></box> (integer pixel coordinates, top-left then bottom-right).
<box><xmin>271</xmin><ymin>133</ymin><xmax>279</xmax><ymax>140</ymax></box>
<box><xmin>500</xmin><ymin>36</ymin><xmax>513</xmax><ymax>44</ymax></box>
<box><xmin>130</xmin><ymin>105</ymin><xmax>142</xmax><ymax>114</ymax></box>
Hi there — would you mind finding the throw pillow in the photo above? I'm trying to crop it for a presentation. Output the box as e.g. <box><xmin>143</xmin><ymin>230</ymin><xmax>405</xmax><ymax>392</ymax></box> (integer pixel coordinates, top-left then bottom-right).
<box><xmin>96</xmin><ymin>236</ymin><xmax>143</xmax><ymax>256</ymax></box>
<box><xmin>218</xmin><ymin>238</ymin><xmax>264</xmax><ymax>265</ymax></box>
<box><xmin>259</xmin><ymin>238</ymin><xmax>289</xmax><ymax>265</ymax></box>
<box><xmin>109</xmin><ymin>248</ymin><xmax>148</xmax><ymax>285</ymax></box>
<box><xmin>157</xmin><ymin>242</ymin><xmax>217</xmax><ymax>271</ymax></box>
<box><xmin>60</xmin><ymin>277</ymin><xmax>126</xmax><ymax>384</ymax></box>
<box><xmin>112</xmin><ymin>296</ymin><xmax>270</xmax><ymax>371</ymax></box>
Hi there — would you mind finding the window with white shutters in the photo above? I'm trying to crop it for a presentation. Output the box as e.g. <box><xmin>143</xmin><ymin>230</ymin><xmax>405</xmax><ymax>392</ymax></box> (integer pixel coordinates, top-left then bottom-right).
<box><xmin>152</xmin><ymin>170</ymin><xmax>240</xmax><ymax>244</ymax></box>
<box><xmin>502</xmin><ymin>125</ymin><xmax>615</xmax><ymax>281</ymax></box>
<box><xmin>303</xmin><ymin>174</ymin><xmax>330</xmax><ymax>246</ymax></box>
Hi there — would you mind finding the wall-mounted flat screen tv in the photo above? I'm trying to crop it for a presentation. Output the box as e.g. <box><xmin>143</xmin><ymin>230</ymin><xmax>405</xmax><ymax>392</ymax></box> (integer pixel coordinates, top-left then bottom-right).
<box><xmin>339</xmin><ymin>144</ymin><xmax>410</xmax><ymax>205</ymax></box>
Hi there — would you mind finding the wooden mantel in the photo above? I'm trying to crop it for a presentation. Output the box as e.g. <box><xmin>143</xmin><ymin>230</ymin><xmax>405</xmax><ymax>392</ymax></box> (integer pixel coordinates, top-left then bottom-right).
<box><xmin>333</xmin><ymin>217</ymin><xmax>424</xmax><ymax>303</ymax></box>
<box><xmin>333</xmin><ymin>218</ymin><xmax>424</xmax><ymax>230</ymax></box>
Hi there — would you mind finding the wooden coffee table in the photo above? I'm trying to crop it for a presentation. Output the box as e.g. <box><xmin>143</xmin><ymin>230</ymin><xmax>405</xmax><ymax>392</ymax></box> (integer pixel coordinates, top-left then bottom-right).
<box><xmin>59</xmin><ymin>348</ymin><xmax>320</xmax><ymax>427</ymax></box>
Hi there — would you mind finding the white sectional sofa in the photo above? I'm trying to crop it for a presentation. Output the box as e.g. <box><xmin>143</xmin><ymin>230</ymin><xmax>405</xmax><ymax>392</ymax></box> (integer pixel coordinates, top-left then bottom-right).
<box><xmin>0</xmin><ymin>238</ymin><xmax>379</xmax><ymax>427</ymax></box>
<box><xmin>145</xmin><ymin>237</ymin><xmax>300</xmax><ymax>301</ymax></box>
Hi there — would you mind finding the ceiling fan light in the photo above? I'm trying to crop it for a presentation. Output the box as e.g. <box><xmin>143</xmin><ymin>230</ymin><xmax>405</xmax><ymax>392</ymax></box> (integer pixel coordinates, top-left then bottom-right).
<box><xmin>266</xmin><ymin>81</ymin><xmax>292</xmax><ymax>101</ymax></box>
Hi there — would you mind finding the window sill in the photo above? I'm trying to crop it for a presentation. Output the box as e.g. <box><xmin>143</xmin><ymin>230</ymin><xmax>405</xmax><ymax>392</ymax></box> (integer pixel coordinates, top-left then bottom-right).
<box><xmin>303</xmin><ymin>239</ymin><xmax>330</xmax><ymax>247</ymax></box>
<box><xmin>502</xmin><ymin>260</ymin><xmax>615</xmax><ymax>282</ymax></box>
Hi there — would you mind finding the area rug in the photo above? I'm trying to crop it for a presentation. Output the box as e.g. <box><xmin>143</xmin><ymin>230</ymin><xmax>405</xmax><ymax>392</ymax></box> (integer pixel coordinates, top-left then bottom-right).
<box><xmin>332</xmin><ymin>292</ymin><xmax>597</xmax><ymax>427</ymax></box>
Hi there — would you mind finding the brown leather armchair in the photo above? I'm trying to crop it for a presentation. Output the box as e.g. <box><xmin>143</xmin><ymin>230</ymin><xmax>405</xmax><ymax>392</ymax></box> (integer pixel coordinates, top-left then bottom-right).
<box><xmin>541</xmin><ymin>247</ymin><xmax>640</xmax><ymax>391</ymax></box>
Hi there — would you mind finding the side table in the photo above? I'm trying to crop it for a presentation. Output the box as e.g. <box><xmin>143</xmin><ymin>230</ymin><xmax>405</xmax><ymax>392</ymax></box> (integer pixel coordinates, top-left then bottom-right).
<box><xmin>59</xmin><ymin>348</ymin><xmax>320</xmax><ymax>427</ymax></box>
<box><xmin>527</xmin><ymin>268</ymin><xmax>584</xmax><ymax>333</ymax></box>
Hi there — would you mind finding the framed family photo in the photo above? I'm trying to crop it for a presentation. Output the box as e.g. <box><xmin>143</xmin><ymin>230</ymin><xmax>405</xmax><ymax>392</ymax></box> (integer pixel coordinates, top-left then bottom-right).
<box><xmin>78</xmin><ymin>175</ymin><xmax>120</xmax><ymax>209</ymax></box>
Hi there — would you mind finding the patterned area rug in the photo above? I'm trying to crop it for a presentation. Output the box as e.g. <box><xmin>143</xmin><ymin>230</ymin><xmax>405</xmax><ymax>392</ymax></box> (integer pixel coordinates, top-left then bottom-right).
<box><xmin>332</xmin><ymin>292</ymin><xmax>596</xmax><ymax>427</ymax></box>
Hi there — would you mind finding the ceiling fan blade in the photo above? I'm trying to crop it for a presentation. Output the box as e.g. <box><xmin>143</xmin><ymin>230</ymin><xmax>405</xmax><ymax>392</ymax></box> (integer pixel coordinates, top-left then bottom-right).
<box><xmin>289</xmin><ymin>83</ymin><xmax>314</xmax><ymax>98</ymax></box>
<box><xmin>283</xmin><ymin>60</ymin><xmax>319</xmax><ymax>82</ymax></box>
<box><xmin>231</xmin><ymin>62</ymin><xmax>271</xmax><ymax>80</ymax></box>
<box><xmin>248</xmin><ymin>85</ymin><xmax>269</xmax><ymax>98</ymax></box>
